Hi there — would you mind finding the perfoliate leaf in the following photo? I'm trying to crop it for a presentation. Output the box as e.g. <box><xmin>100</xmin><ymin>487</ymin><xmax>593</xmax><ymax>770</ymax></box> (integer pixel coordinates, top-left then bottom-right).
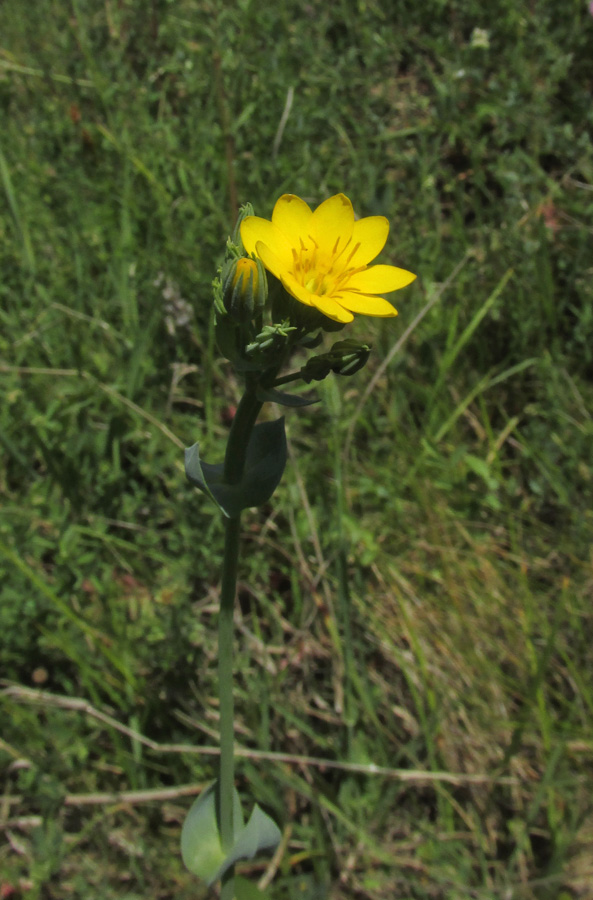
<box><xmin>184</xmin><ymin>445</ymin><xmax>224</xmax><ymax>510</ymax></box>
<box><xmin>185</xmin><ymin>418</ymin><xmax>287</xmax><ymax>517</ymax></box>
<box><xmin>218</xmin><ymin>804</ymin><xmax>282</xmax><ymax>877</ymax></box>
<box><xmin>180</xmin><ymin>783</ymin><xmax>244</xmax><ymax>885</ymax></box>
<box><xmin>235</xmin><ymin>875</ymin><xmax>272</xmax><ymax>899</ymax></box>
<box><xmin>181</xmin><ymin>784</ymin><xmax>282</xmax><ymax>888</ymax></box>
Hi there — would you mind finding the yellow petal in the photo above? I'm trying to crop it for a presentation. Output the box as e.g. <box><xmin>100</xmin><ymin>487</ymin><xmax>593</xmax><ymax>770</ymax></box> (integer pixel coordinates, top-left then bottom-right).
<box><xmin>255</xmin><ymin>242</ymin><xmax>314</xmax><ymax>307</ymax></box>
<box><xmin>346</xmin><ymin>265</ymin><xmax>416</xmax><ymax>294</ymax></box>
<box><xmin>278</xmin><ymin>271</ymin><xmax>315</xmax><ymax>307</ymax></box>
<box><xmin>309</xmin><ymin>194</ymin><xmax>354</xmax><ymax>259</ymax></box>
<box><xmin>241</xmin><ymin>218</ymin><xmax>293</xmax><ymax>266</ymax></box>
<box><xmin>336</xmin><ymin>292</ymin><xmax>398</xmax><ymax>317</ymax></box>
<box><xmin>311</xmin><ymin>294</ymin><xmax>354</xmax><ymax>323</ymax></box>
<box><xmin>272</xmin><ymin>194</ymin><xmax>312</xmax><ymax>240</ymax></box>
<box><xmin>254</xmin><ymin>241</ymin><xmax>290</xmax><ymax>282</ymax></box>
<box><xmin>346</xmin><ymin>216</ymin><xmax>389</xmax><ymax>267</ymax></box>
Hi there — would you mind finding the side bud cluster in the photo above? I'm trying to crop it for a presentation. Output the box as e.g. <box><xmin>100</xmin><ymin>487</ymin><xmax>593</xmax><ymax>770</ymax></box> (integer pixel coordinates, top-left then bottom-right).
<box><xmin>300</xmin><ymin>339</ymin><xmax>371</xmax><ymax>383</ymax></box>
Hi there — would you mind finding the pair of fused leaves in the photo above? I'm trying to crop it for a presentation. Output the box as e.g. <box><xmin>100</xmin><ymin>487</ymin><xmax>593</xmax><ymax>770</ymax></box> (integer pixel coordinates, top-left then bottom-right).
<box><xmin>185</xmin><ymin>340</ymin><xmax>370</xmax><ymax>517</ymax></box>
<box><xmin>181</xmin><ymin>782</ymin><xmax>281</xmax><ymax>891</ymax></box>
<box><xmin>185</xmin><ymin>418</ymin><xmax>287</xmax><ymax>517</ymax></box>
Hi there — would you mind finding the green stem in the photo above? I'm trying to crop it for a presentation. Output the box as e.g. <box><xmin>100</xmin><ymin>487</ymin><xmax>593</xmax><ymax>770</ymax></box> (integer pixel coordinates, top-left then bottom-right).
<box><xmin>218</xmin><ymin>515</ymin><xmax>240</xmax><ymax>900</ymax></box>
<box><xmin>218</xmin><ymin>383</ymin><xmax>263</xmax><ymax>900</ymax></box>
<box><xmin>224</xmin><ymin>382</ymin><xmax>263</xmax><ymax>484</ymax></box>
<box><xmin>272</xmin><ymin>369</ymin><xmax>302</xmax><ymax>387</ymax></box>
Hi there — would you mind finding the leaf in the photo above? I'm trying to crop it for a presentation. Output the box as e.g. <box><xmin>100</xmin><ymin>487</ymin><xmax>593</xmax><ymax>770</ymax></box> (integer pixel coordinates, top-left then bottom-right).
<box><xmin>464</xmin><ymin>454</ymin><xmax>491</xmax><ymax>481</ymax></box>
<box><xmin>234</xmin><ymin>101</ymin><xmax>257</xmax><ymax>131</ymax></box>
<box><xmin>181</xmin><ymin>785</ymin><xmax>282</xmax><ymax>887</ymax></box>
<box><xmin>216</xmin><ymin>804</ymin><xmax>282</xmax><ymax>878</ymax></box>
<box><xmin>235</xmin><ymin>875</ymin><xmax>272</xmax><ymax>899</ymax></box>
<box><xmin>184</xmin><ymin>445</ymin><xmax>224</xmax><ymax>511</ymax></box>
<box><xmin>185</xmin><ymin>418</ymin><xmax>287</xmax><ymax>517</ymax></box>
<box><xmin>180</xmin><ymin>783</ymin><xmax>244</xmax><ymax>885</ymax></box>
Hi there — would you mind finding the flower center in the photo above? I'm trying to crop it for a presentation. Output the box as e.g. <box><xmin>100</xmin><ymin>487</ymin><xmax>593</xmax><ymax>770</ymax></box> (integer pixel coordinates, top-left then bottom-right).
<box><xmin>290</xmin><ymin>234</ymin><xmax>366</xmax><ymax>298</ymax></box>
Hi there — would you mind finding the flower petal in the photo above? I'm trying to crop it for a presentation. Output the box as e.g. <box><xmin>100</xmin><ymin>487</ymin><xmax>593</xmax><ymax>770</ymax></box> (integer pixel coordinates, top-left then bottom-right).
<box><xmin>346</xmin><ymin>264</ymin><xmax>416</xmax><ymax>294</ymax></box>
<box><xmin>312</xmin><ymin>294</ymin><xmax>354</xmax><ymax>324</ymax></box>
<box><xmin>254</xmin><ymin>240</ymin><xmax>291</xmax><ymax>282</ymax></box>
<box><xmin>309</xmin><ymin>194</ymin><xmax>354</xmax><ymax>258</ymax></box>
<box><xmin>256</xmin><ymin>242</ymin><xmax>314</xmax><ymax>307</ymax></box>
<box><xmin>278</xmin><ymin>272</ymin><xmax>316</xmax><ymax>308</ymax></box>
<box><xmin>346</xmin><ymin>216</ymin><xmax>389</xmax><ymax>267</ymax></box>
<box><xmin>241</xmin><ymin>218</ymin><xmax>293</xmax><ymax>266</ymax></box>
<box><xmin>336</xmin><ymin>292</ymin><xmax>398</xmax><ymax>317</ymax></box>
<box><xmin>272</xmin><ymin>194</ymin><xmax>312</xmax><ymax>241</ymax></box>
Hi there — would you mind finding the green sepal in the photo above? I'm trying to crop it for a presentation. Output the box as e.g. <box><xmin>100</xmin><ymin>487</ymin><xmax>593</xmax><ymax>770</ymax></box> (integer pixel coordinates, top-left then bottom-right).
<box><xmin>232</xmin><ymin>202</ymin><xmax>255</xmax><ymax>249</ymax></box>
<box><xmin>256</xmin><ymin>386</ymin><xmax>319</xmax><ymax>408</ymax></box>
<box><xmin>181</xmin><ymin>783</ymin><xmax>282</xmax><ymax>887</ymax></box>
<box><xmin>185</xmin><ymin>418</ymin><xmax>287</xmax><ymax>517</ymax></box>
<box><xmin>221</xmin><ymin>255</ymin><xmax>268</xmax><ymax>322</ymax></box>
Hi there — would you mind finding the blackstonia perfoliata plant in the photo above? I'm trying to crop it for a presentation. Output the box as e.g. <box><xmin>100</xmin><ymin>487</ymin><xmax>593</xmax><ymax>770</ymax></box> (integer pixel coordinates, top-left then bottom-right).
<box><xmin>181</xmin><ymin>193</ymin><xmax>416</xmax><ymax>900</ymax></box>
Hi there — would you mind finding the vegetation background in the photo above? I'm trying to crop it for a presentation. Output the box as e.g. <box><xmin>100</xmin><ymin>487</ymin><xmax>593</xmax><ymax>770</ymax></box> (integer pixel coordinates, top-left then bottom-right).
<box><xmin>1</xmin><ymin>0</ymin><xmax>592</xmax><ymax>897</ymax></box>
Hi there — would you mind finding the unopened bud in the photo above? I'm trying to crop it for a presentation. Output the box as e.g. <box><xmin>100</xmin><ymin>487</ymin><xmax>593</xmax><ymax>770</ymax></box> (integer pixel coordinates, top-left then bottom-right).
<box><xmin>300</xmin><ymin>339</ymin><xmax>371</xmax><ymax>383</ymax></box>
<box><xmin>221</xmin><ymin>256</ymin><xmax>268</xmax><ymax>322</ymax></box>
<box><xmin>331</xmin><ymin>340</ymin><xmax>371</xmax><ymax>377</ymax></box>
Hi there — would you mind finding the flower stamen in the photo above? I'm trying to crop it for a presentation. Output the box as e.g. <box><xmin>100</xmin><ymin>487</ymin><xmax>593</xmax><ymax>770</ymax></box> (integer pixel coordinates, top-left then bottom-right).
<box><xmin>344</xmin><ymin>242</ymin><xmax>361</xmax><ymax>267</ymax></box>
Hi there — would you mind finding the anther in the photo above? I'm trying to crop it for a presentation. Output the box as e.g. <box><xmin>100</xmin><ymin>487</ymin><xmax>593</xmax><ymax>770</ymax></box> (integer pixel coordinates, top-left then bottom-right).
<box><xmin>345</xmin><ymin>242</ymin><xmax>361</xmax><ymax>266</ymax></box>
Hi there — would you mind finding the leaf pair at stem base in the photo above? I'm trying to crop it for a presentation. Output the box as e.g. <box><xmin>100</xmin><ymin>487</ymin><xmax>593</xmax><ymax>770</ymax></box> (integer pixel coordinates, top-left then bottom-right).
<box><xmin>181</xmin><ymin>781</ymin><xmax>281</xmax><ymax>891</ymax></box>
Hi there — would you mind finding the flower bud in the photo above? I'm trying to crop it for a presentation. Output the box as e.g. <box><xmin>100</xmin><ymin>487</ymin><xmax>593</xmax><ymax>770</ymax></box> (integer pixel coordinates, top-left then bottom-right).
<box><xmin>330</xmin><ymin>339</ymin><xmax>371</xmax><ymax>377</ymax></box>
<box><xmin>300</xmin><ymin>339</ymin><xmax>371</xmax><ymax>383</ymax></box>
<box><xmin>221</xmin><ymin>256</ymin><xmax>268</xmax><ymax>322</ymax></box>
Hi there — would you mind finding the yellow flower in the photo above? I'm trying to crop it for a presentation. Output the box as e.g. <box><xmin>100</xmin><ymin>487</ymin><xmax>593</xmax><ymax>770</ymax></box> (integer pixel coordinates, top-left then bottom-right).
<box><xmin>240</xmin><ymin>193</ymin><xmax>416</xmax><ymax>324</ymax></box>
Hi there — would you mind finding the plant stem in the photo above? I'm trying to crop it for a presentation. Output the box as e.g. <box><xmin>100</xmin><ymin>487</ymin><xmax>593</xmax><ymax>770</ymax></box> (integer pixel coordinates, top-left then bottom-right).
<box><xmin>272</xmin><ymin>370</ymin><xmax>302</xmax><ymax>387</ymax></box>
<box><xmin>223</xmin><ymin>383</ymin><xmax>263</xmax><ymax>484</ymax></box>
<box><xmin>218</xmin><ymin>384</ymin><xmax>263</xmax><ymax>900</ymax></box>
<box><xmin>218</xmin><ymin>514</ymin><xmax>240</xmax><ymax>900</ymax></box>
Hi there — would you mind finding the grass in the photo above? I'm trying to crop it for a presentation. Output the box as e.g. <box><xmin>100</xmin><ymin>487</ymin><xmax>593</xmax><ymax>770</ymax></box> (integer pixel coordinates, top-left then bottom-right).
<box><xmin>1</xmin><ymin>0</ymin><xmax>593</xmax><ymax>897</ymax></box>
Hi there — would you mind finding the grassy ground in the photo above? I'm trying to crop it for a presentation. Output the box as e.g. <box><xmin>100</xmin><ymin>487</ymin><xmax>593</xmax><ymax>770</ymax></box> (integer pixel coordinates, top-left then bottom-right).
<box><xmin>1</xmin><ymin>0</ymin><xmax>593</xmax><ymax>897</ymax></box>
